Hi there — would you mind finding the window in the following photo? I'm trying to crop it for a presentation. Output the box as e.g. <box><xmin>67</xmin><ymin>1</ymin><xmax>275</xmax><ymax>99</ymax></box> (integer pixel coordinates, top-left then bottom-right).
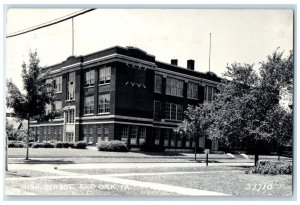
<box><xmin>45</xmin><ymin>104</ymin><xmax>52</xmax><ymax>114</ymax></box>
<box><xmin>99</xmin><ymin>66</ymin><xmax>111</xmax><ymax>84</ymax></box>
<box><xmin>97</xmin><ymin>125</ymin><xmax>103</xmax><ymax>142</ymax></box>
<box><xmin>165</xmin><ymin>103</ymin><xmax>183</xmax><ymax>121</ymax></box>
<box><xmin>204</xmin><ymin>85</ymin><xmax>217</xmax><ymax>101</ymax></box>
<box><xmin>166</xmin><ymin>77</ymin><xmax>183</xmax><ymax>97</ymax></box>
<box><xmin>84</xmin><ymin>96</ymin><xmax>94</xmax><ymax>114</ymax></box>
<box><xmin>121</xmin><ymin>126</ymin><xmax>129</xmax><ymax>143</ymax></box>
<box><xmin>154</xmin><ymin>74</ymin><xmax>162</xmax><ymax>93</ymax></box>
<box><xmin>66</xmin><ymin>133</ymin><xmax>74</xmax><ymax>142</ymax></box>
<box><xmin>45</xmin><ymin>79</ymin><xmax>52</xmax><ymax>92</ymax></box>
<box><xmin>153</xmin><ymin>101</ymin><xmax>161</xmax><ymax>119</ymax></box>
<box><xmin>83</xmin><ymin>126</ymin><xmax>88</xmax><ymax>142</ymax></box>
<box><xmin>54</xmin><ymin>101</ymin><xmax>62</xmax><ymax>111</ymax></box>
<box><xmin>170</xmin><ymin>131</ymin><xmax>176</xmax><ymax>146</ymax></box>
<box><xmin>139</xmin><ymin>127</ymin><xmax>146</xmax><ymax>145</ymax></box>
<box><xmin>89</xmin><ymin>125</ymin><xmax>94</xmax><ymax>143</ymax></box>
<box><xmin>164</xmin><ymin>129</ymin><xmax>170</xmax><ymax>146</ymax></box>
<box><xmin>84</xmin><ymin>69</ymin><xmax>95</xmax><ymax>87</ymax></box>
<box><xmin>154</xmin><ymin>128</ymin><xmax>161</xmax><ymax>145</ymax></box>
<box><xmin>66</xmin><ymin>109</ymin><xmax>75</xmax><ymax>123</ymax></box>
<box><xmin>98</xmin><ymin>94</ymin><xmax>110</xmax><ymax>113</ymax></box>
<box><xmin>187</xmin><ymin>82</ymin><xmax>198</xmax><ymax>99</ymax></box>
<box><xmin>104</xmin><ymin>124</ymin><xmax>109</xmax><ymax>141</ymax></box>
<box><xmin>54</xmin><ymin>76</ymin><xmax>62</xmax><ymax>93</ymax></box>
<box><xmin>67</xmin><ymin>72</ymin><xmax>75</xmax><ymax>100</ymax></box>
<box><xmin>130</xmin><ymin>126</ymin><xmax>138</xmax><ymax>145</ymax></box>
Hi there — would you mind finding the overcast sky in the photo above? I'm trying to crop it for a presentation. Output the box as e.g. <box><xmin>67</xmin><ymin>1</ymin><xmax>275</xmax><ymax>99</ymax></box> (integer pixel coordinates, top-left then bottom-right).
<box><xmin>6</xmin><ymin>8</ymin><xmax>293</xmax><ymax>90</ymax></box>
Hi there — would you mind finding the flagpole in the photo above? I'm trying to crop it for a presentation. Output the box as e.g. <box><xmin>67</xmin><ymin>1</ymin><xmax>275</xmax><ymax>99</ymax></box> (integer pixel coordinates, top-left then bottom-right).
<box><xmin>209</xmin><ymin>33</ymin><xmax>211</xmax><ymax>72</ymax></box>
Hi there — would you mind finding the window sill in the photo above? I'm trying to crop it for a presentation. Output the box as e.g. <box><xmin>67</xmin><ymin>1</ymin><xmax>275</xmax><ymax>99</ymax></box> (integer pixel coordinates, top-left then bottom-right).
<box><xmin>65</xmin><ymin>99</ymin><xmax>76</xmax><ymax>102</ymax></box>
<box><xmin>98</xmin><ymin>83</ymin><xmax>111</xmax><ymax>87</ymax></box>
<box><xmin>165</xmin><ymin>94</ymin><xmax>183</xmax><ymax>98</ymax></box>
<box><xmin>84</xmin><ymin>86</ymin><xmax>95</xmax><ymax>88</ymax></box>
<box><xmin>187</xmin><ymin>97</ymin><xmax>199</xmax><ymax>100</ymax></box>
<box><xmin>83</xmin><ymin>114</ymin><xmax>94</xmax><ymax>116</ymax></box>
<box><xmin>97</xmin><ymin>112</ymin><xmax>110</xmax><ymax>115</ymax></box>
<box><xmin>55</xmin><ymin>91</ymin><xmax>62</xmax><ymax>94</ymax></box>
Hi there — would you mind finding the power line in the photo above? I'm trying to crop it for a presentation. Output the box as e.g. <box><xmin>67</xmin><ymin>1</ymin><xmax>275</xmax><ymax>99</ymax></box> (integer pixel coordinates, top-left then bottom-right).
<box><xmin>6</xmin><ymin>8</ymin><xmax>95</xmax><ymax>38</ymax></box>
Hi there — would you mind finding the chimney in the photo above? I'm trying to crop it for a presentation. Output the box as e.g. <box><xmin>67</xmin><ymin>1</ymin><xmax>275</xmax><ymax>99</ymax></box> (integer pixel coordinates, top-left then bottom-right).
<box><xmin>171</xmin><ymin>59</ymin><xmax>178</xmax><ymax>66</ymax></box>
<box><xmin>187</xmin><ymin>59</ymin><xmax>195</xmax><ymax>70</ymax></box>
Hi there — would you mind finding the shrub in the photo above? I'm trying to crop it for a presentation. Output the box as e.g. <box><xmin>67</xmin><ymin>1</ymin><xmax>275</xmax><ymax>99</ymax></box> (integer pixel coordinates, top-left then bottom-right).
<box><xmin>31</xmin><ymin>142</ymin><xmax>54</xmax><ymax>148</ymax></box>
<box><xmin>245</xmin><ymin>160</ymin><xmax>292</xmax><ymax>175</ymax></box>
<box><xmin>8</xmin><ymin>141</ymin><xmax>26</xmax><ymax>148</ymax></box>
<box><xmin>53</xmin><ymin>141</ymin><xmax>76</xmax><ymax>148</ymax></box>
<box><xmin>97</xmin><ymin>140</ymin><xmax>129</xmax><ymax>152</ymax></box>
<box><xmin>140</xmin><ymin>144</ymin><xmax>165</xmax><ymax>152</ymax></box>
<box><xmin>54</xmin><ymin>141</ymin><xmax>64</xmax><ymax>148</ymax></box>
<box><xmin>74</xmin><ymin>141</ymin><xmax>87</xmax><ymax>149</ymax></box>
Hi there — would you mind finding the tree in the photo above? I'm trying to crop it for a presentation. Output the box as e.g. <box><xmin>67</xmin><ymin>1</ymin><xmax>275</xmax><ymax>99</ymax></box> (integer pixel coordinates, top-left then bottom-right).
<box><xmin>6</xmin><ymin>51</ymin><xmax>60</xmax><ymax>160</ymax></box>
<box><xmin>175</xmin><ymin>102</ymin><xmax>214</xmax><ymax>161</ymax></box>
<box><xmin>209</xmin><ymin>50</ymin><xmax>293</xmax><ymax>166</ymax></box>
<box><xmin>177</xmin><ymin>49</ymin><xmax>293</xmax><ymax>166</ymax></box>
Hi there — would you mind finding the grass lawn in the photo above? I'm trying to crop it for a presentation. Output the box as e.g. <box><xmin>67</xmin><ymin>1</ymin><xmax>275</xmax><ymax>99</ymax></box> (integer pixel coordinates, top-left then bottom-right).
<box><xmin>120</xmin><ymin>171</ymin><xmax>292</xmax><ymax>196</ymax></box>
<box><xmin>6</xmin><ymin>178</ymin><xmax>176</xmax><ymax>196</ymax></box>
<box><xmin>61</xmin><ymin>165</ymin><xmax>247</xmax><ymax>175</ymax></box>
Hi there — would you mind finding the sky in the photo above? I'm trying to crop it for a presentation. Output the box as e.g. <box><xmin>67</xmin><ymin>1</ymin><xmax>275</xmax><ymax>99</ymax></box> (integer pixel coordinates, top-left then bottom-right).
<box><xmin>6</xmin><ymin>8</ymin><xmax>293</xmax><ymax>90</ymax></box>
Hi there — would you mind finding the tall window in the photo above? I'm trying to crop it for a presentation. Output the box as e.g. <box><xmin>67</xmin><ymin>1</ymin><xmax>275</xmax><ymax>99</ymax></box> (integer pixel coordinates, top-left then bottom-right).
<box><xmin>153</xmin><ymin>101</ymin><xmax>161</xmax><ymax>119</ymax></box>
<box><xmin>54</xmin><ymin>101</ymin><xmax>62</xmax><ymax>111</ymax></box>
<box><xmin>166</xmin><ymin>77</ymin><xmax>184</xmax><ymax>97</ymax></box>
<box><xmin>54</xmin><ymin>76</ymin><xmax>62</xmax><ymax>93</ymax></box>
<box><xmin>130</xmin><ymin>126</ymin><xmax>138</xmax><ymax>145</ymax></box>
<box><xmin>66</xmin><ymin>109</ymin><xmax>75</xmax><ymax>123</ymax></box>
<box><xmin>154</xmin><ymin>128</ymin><xmax>161</xmax><ymax>145</ymax></box>
<box><xmin>99</xmin><ymin>66</ymin><xmax>111</xmax><ymax>84</ymax></box>
<box><xmin>104</xmin><ymin>124</ymin><xmax>109</xmax><ymax>141</ymax></box>
<box><xmin>204</xmin><ymin>85</ymin><xmax>217</xmax><ymax>101</ymax></box>
<box><xmin>165</xmin><ymin>103</ymin><xmax>183</xmax><ymax>121</ymax></box>
<box><xmin>98</xmin><ymin>94</ymin><xmax>110</xmax><ymax>113</ymax></box>
<box><xmin>45</xmin><ymin>103</ymin><xmax>52</xmax><ymax>114</ymax></box>
<box><xmin>84</xmin><ymin>69</ymin><xmax>95</xmax><ymax>87</ymax></box>
<box><xmin>97</xmin><ymin>124</ymin><xmax>103</xmax><ymax>142</ymax></box>
<box><xmin>89</xmin><ymin>125</ymin><xmax>94</xmax><ymax>143</ymax></box>
<box><xmin>187</xmin><ymin>82</ymin><xmax>198</xmax><ymax>99</ymax></box>
<box><xmin>139</xmin><ymin>127</ymin><xmax>146</xmax><ymax>145</ymax></box>
<box><xmin>154</xmin><ymin>74</ymin><xmax>162</xmax><ymax>93</ymax></box>
<box><xmin>67</xmin><ymin>72</ymin><xmax>75</xmax><ymax>100</ymax></box>
<box><xmin>121</xmin><ymin>126</ymin><xmax>129</xmax><ymax>143</ymax></box>
<box><xmin>84</xmin><ymin>96</ymin><xmax>94</xmax><ymax>114</ymax></box>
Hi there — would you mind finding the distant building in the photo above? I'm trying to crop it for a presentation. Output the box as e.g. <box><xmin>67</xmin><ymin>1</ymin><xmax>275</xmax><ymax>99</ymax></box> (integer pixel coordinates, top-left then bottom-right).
<box><xmin>30</xmin><ymin>46</ymin><xmax>221</xmax><ymax>151</ymax></box>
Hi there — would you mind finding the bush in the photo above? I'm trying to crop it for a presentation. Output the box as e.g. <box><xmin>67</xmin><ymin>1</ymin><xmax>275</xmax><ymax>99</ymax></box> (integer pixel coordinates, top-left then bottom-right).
<box><xmin>31</xmin><ymin>142</ymin><xmax>54</xmax><ymax>148</ymax></box>
<box><xmin>53</xmin><ymin>141</ymin><xmax>76</xmax><ymax>148</ymax></box>
<box><xmin>74</xmin><ymin>141</ymin><xmax>87</xmax><ymax>149</ymax></box>
<box><xmin>97</xmin><ymin>140</ymin><xmax>129</xmax><ymax>152</ymax></box>
<box><xmin>245</xmin><ymin>160</ymin><xmax>292</xmax><ymax>175</ymax></box>
<box><xmin>140</xmin><ymin>144</ymin><xmax>165</xmax><ymax>152</ymax></box>
<box><xmin>8</xmin><ymin>141</ymin><xmax>26</xmax><ymax>148</ymax></box>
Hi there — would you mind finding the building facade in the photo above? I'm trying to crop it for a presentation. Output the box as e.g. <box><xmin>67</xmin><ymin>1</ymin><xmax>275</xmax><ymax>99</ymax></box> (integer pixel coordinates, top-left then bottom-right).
<box><xmin>30</xmin><ymin>46</ymin><xmax>221</xmax><ymax>151</ymax></box>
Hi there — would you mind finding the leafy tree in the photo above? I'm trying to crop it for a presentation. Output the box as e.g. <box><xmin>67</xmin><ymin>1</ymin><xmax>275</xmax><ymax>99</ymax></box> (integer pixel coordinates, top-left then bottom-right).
<box><xmin>175</xmin><ymin>102</ymin><xmax>214</xmax><ymax>161</ymax></box>
<box><xmin>177</xmin><ymin>50</ymin><xmax>293</xmax><ymax>166</ymax></box>
<box><xmin>6</xmin><ymin>51</ymin><xmax>60</xmax><ymax>160</ymax></box>
<box><xmin>210</xmin><ymin>50</ymin><xmax>293</xmax><ymax>166</ymax></box>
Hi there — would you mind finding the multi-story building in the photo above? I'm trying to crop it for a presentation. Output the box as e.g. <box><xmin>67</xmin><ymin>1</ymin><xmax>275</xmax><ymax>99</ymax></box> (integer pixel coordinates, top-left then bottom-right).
<box><xmin>30</xmin><ymin>46</ymin><xmax>221</xmax><ymax>152</ymax></box>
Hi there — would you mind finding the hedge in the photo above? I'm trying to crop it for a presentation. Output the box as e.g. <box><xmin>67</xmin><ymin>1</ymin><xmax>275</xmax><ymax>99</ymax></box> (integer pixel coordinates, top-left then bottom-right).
<box><xmin>31</xmin><ymin>142</ymin><xmax>55</xmax><ymax>148</ymax></box>
<box><xmin>97</xmin><ymin>140</ymin><xmax>129</xmax><ymax>152</ymax></box>
<box><xmin>8</xmin><ymin>141</ymin><xmax>26</xmax><ymax>148</ymax></box>
<box><xmin>245</xmin><ymin>160</ymin><xmax>292</xmax><ymax>175</ymax></box>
